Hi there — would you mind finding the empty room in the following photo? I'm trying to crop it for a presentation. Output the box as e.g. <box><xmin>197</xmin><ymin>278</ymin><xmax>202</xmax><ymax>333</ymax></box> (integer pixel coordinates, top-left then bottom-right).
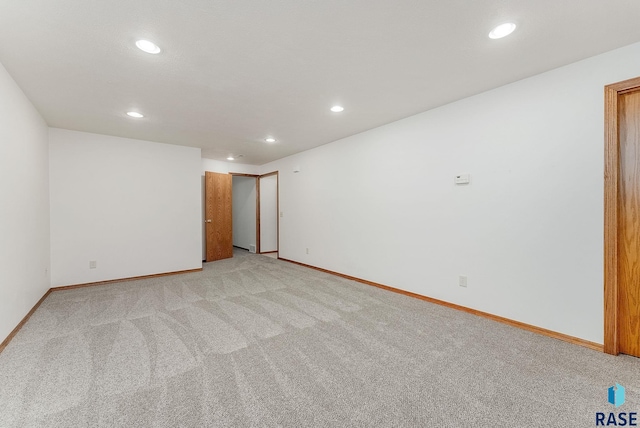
<box><xmin>1</xmin><ymin>1</ymin><xmax>640</xmax><ymax>427</ymax></box>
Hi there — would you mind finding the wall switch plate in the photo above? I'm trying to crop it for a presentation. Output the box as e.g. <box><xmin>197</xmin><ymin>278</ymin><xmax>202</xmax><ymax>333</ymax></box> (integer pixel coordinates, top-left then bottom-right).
<box><xmin>455</xmin><ymin>174</ymin><xmax>470</xmax><ymax>185</ymax></box>
<box><xmin>89</xmin><ymin>261</ymin><xmax>97</xmax><ymax>269</ymax></box>
<box><xmin>459</xmin><ymin>275</ymin><xmax>467</xmax><ymax>287</ymax></box>
<box><xmin>306</xmin><ymin>248</ymin><xmax>309</xmax><ymax>254</ymax></box>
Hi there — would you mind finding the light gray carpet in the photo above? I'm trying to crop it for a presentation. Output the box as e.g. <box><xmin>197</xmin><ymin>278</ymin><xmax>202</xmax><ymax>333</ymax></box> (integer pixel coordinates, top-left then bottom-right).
<box><xmin>0</xmin><ymin>249</ymin><xmax>638</xmax><ymax>427</ymax></box>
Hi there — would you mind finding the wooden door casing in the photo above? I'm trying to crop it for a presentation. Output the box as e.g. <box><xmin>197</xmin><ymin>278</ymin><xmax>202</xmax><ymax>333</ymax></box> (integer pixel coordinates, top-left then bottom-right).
<box><xmin>618</xmin><ymin>90</ymin><xmax>640</xmax><ymax>357</ymax></box>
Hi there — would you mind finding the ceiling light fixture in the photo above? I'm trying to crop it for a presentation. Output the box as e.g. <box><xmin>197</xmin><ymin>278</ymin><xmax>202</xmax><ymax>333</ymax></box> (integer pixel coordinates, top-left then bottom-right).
<box><xmin>126</xmin><ymin>111</ymin><xmax>144</xmax><ymax>118</ymax></box>
<box><xmin>330</xmin><ymin>105</ymin><xmax>344</xmax><ymax>113</ymax></box>
<box><xmin>265</xmin><ymin>137</ymin><xmax>276</xmax><ymax>143</ymax></box>
<box><xmin>135</xmin><ymin>39</ymin><xmax>161</xmax><ymax>54</ymax></box>
<box><xmin>227</xmin><ymin>156</ymin><xmax>235</xmax><ymax>161</ymax></box>
<box><xmin>489</xmin><ymin>23</ymin><xmax>516</xmax><ymax>39</ymax></box>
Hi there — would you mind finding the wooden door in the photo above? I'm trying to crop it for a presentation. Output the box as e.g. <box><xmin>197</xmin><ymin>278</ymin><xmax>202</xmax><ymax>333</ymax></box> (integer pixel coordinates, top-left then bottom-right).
<box><xmin>205</xmin><ymin>171</ymin><xmax>233</xmax><ymax>262</ymax></box>
<box><xmin>618</xmin><ymin>90</ymin><xmax>640</xmax><ymax>357</ymax></box>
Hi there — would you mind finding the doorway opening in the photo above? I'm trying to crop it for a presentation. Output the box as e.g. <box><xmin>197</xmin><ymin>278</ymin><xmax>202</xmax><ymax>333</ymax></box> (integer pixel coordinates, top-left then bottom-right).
<box><xmin>258</xmin><ymin>172</ymin><xmax>279</xmax><ymax>257</ymax></box>
<box><xmin>231</xmin><ymin>174</ymin><xmax>258</xmax><ymax>253</ymax></box>
<box><xmin>203</xmin><ymin>171</ymin><xmax>279</xmax><ymax>262</ymax></box>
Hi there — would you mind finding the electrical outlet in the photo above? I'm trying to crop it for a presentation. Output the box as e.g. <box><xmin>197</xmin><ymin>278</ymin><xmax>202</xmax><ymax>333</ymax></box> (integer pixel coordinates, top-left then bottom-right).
<box><xmin>459</xmin><ymin>275</ymin><xmax>467</xmax><ymax>288</ymax></box>
<box><xmin>89</xmin><ymin>261</ymin><xmax>97</xmax><ymax>269</ymax></box>
<box><xmin>306</xmin><ymin>248</ymin><xmax>309</xmax><ymax>255</ymax></box>
<box><xmin>280</xmin><ymin>211</ymin><xmax>283</xmax><ymax>218</ymax></box>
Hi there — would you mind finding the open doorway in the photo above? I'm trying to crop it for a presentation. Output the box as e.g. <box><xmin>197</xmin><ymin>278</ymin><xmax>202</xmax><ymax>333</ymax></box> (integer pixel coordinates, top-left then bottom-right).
<box><xmin>224</xmin><ymin>171</ymin><xmax>279</xmax><ymax>258</ymax></box>
<box><xmin>258</xmin><ymin>172</ymin><xmax>278</xmax><ymax>257</ymax></box>
<box><xmin>231</xmin><ymin>174</ymin><xmax>257</xmax><ymax>253</ymax></box>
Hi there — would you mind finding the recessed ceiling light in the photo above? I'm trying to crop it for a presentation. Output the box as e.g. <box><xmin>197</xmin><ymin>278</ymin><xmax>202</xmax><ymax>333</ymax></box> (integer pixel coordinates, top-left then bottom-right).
<box><xmin>227</xmin><ymin>156</ymin><xmax>235</xmax><ymax>161</ymax></box>
<box><xmin>489</xmin><ymin>23</ymin><xmax>516</xmax><ymax>39</ymax></box>
<box><xmin>135</xmin><ymin>39</ymin><xmax>161</xmax><ymax>54</ymax></box>
<box><xmin>331</xmin><ymin>105</ymin><xmax>344</xmax><ymax>113</ymax></box>
<box><xmin>265</xmin><ymin>137</ymin><xmax>276</xmax><ymax>143</ymax></box>
<box><xmin>126</xmin><ymin>111</ymin><xmax>144</xmax><ymax>118</ymax></box>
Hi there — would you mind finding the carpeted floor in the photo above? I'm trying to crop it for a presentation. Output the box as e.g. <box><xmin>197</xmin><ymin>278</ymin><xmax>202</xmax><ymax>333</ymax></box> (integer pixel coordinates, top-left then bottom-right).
<box><xmin>0</xmin><ymin>249</ymin><xmax>638</xmax><ymax>427</ymax></box>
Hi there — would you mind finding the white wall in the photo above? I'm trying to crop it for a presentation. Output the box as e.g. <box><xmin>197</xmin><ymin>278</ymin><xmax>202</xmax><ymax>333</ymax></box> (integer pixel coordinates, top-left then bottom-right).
<box><xmin>49</xmin><ymin>128</ymin><xmax>202</xmax><ymax>286</ymax></box>
<box><xmin>0</xmin><ymin>62</ymin><xmax>50</xmax><ymax>343</ymax></box>
<box><xmin>201</xmin><ymin>158</ymin><xmax>260</xmax><ymax>175</ymax></box>
<box><xmin>261</xmin><ymin>42</ymin><xmax>640</xmax><ymax>344</ymax></box>
<box><xmin>232</xmin><ymin>176</ymin><xmax>257</xmax><ymax>250</ymax></box>
<box><xmin>259</xmin><ymin>174</ymin><xmax>278</xmax><ymax>253</ymax></box>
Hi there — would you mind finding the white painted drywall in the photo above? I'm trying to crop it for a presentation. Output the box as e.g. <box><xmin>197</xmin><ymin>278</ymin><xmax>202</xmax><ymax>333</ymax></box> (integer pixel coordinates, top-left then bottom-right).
<box><xmin>259</xmin><ymin>174</ymin><xmax>278</xmax><ymax>253</ymax></box>
<box><xmin>0</xmin><ymin>62</ymin><xmax>50</xmax><ymax>343</ymax></box>
<box><xmin>201</xmin><ymin>158</ymin><xmax>260</xmax><ymax>175</ymax></box>
<box><xmin>260</xmin><ymin>41</ymin><xmax>640</xmax><ymax>344</ymax></box>
<box><xmin>232</xmin><ymin>176</ymin><xmax>257</xmax><ymax>250</ymax></box>
<box><xmin>49</xmin><ymin>128</ymin><xmax>202</xmax><ymax>286</ymax></box>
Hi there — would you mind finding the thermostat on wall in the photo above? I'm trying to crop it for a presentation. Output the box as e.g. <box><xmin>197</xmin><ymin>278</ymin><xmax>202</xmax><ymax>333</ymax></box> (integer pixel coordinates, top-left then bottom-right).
<box><xmin>455</xmin><ymin>174</ymin><xmax>470</xmax><ymax>184</ymax></box>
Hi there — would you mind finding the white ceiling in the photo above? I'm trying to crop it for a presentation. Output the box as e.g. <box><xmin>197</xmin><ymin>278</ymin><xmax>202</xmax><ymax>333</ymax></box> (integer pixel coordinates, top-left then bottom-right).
<box><xmin>1</xmin><ymin>1</ymin><xmax>640</xmax><ymax>165</ymax></box>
